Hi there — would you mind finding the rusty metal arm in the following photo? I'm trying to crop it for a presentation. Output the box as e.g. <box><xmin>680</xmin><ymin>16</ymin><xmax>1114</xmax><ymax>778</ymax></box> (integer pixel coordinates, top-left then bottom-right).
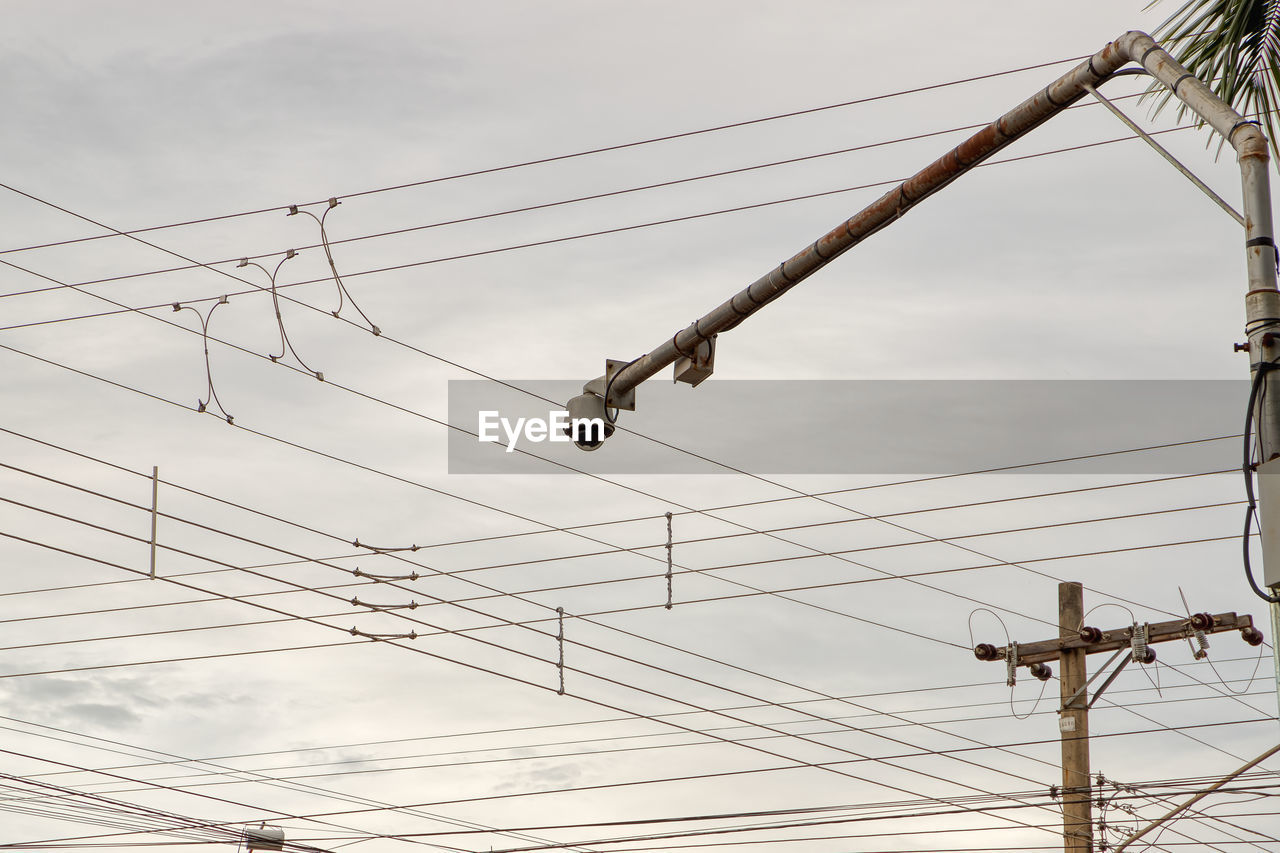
<box><xmin>575</xmin><ymin>31</ymin><xmax>1277</xmax><ymax>426</ymax></box>
<box><xmin>976</xmin><ymin>612</ymin><xmax>1255</xmax><ymax>667</ymax></box>
<box><xmin>1113</xmin><ymin>741</ymin><xmax>1280</xmax><ymax>852</ymax></box>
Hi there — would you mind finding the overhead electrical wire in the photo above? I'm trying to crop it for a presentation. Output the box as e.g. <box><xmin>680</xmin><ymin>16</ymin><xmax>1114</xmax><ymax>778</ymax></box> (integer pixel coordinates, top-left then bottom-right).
<box><xmin>0</xmin><ymin>84</ymin><xmax>1170</xmax><ymax>309</ymax></box>
<box><xmin>2</xmin><ymin>441</ymin><xmax>1245</xmax><ymax>803</ymax></box>
<box><xmin>0</xmin><ymin>394</ymin><xmax>1249</xmax><ymax>819</ymax></box>
<box><xmin>0</xmin><ymin>481</ymin><xmax>1264</xmax><ymax>845</ymax></box>
<box><xmin>0</xmin><ymin>52</ymin><xmax>1095</xmax><ymax>260</ymax></box>
<box><xmin>0</xmin><ymin>523</ymin><xmax>1074</xmax><ymax>846</ymax></box>
<box><xmin>0</xmin><ymin>107</ymin><xmax>1223</xmax><ymax>639</ymax></box>
<box><xmin>0</xmin><ymin>53</ymin><xmax>1259</xmax><ymax>850</ymax></box>
<box><xmin>0</xmin><ymin>103</ymin><xmax>1259</xmax><ymax>845</ymax></box>
<box><xmin>0</xmin><ymin>121</ymin><xmax>1205</xmax><ymax>336</ymax></box>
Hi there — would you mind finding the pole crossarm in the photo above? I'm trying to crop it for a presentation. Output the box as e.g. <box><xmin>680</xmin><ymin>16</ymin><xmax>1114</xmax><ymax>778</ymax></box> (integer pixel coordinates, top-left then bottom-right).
<box><xmin>574</xmin><ymin>30</ymin><xmax>1275</xmax><ymax>424</ymax></box>
<box><xmin>974</xmin><ymin>611</ymin><xmax>1257</xmax><ymax>667</ymax></box>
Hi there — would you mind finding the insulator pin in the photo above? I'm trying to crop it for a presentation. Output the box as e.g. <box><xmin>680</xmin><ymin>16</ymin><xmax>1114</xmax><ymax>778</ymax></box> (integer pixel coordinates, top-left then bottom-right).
<box><xmin>974</xmin><ymin>643</ymin><xmax>999</xmax><ymax>661</ymax></box>
<box><xmin>1079</xmin><ymin>626</ymin><xmax>1103</xmax><ymax>643</ymax></box>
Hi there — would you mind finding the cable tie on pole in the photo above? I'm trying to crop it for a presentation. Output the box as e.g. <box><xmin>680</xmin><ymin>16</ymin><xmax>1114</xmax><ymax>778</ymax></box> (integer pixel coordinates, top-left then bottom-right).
<box><xmin>556</xmin><ymin>606</ymin><xmax>566</xmax><ymax>695</ymax></box>
<box><xmin>664</xmin><ymin>511</ymin><xmax>674</xmax><ymax>610</ymax></box>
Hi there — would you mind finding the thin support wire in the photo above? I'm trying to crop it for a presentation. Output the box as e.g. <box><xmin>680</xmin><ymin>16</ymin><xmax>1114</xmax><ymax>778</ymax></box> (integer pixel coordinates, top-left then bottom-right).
<box><xmin>288</xmin><ymin>199</ymin><xmax>381</xmax><ymax>335</ymax></box>
<box><xmin>1082</xmin><ymin>79</ymin><xmax>1244</xmax><ymax>226</ymax></box>
<box><xmin>148</xmin><ymin>466</ymin><xmax>158</xmax><ymax>580</ymax></box>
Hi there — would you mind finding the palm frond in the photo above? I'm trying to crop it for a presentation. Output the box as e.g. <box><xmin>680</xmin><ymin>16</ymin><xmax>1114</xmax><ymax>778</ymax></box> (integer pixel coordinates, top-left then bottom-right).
<box><xmin>1145</xmin><ymin>0</ymin><xmax>1280</xmax><ymax>163</ymax></box>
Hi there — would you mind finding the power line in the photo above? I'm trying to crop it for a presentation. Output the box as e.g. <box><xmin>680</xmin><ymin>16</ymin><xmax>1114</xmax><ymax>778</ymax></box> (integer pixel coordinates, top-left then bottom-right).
<box><xmin>0</xmin><ymin>53</ymin><xmax>1093</xmax><ymax>260</ymax></box>
<box><xmin>0</xmin><ymin>121</ymin><xmax>1201</xmax><ymax>335</ymax></box>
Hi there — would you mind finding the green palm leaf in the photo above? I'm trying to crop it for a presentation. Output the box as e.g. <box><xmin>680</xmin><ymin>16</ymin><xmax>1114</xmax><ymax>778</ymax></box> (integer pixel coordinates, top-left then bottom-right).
<box><xmin>1147</xmin><ymin>0</ymin><xmax>1280</xmax><ymax>161</ymax></box>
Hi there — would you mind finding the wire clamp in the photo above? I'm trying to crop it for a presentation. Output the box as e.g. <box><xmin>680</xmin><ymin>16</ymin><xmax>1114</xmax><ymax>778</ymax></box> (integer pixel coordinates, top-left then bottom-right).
<box><xmin>1005</xmin><ymin>641</ymin><xmax>1018</xmax><ymax>687</ymax></box>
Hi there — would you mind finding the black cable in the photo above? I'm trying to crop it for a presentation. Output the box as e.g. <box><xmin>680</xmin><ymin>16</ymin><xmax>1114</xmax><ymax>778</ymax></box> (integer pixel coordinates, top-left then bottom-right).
<box><xmin>1241</xmin><ymin>360</ymin><xmax>1280</xmax><ymax>602</ymax></box>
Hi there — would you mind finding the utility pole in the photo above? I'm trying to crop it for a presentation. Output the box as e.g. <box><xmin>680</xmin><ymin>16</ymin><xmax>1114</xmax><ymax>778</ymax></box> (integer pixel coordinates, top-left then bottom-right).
<box><xmin>974</xmin><ymin>582</ymin><xmax>1262</xmax><ymax>853</ymax></box>
<box><xmin>1059</xmin><ymin>583</ymin><xmax>1091</xmax><ymax>853</ymax></box>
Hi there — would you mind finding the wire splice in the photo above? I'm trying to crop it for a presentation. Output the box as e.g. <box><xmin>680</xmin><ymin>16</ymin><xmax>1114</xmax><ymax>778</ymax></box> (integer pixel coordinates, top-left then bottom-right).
<box><xmin>556</xmin><ymin>606</ymin><xmax>566</xmax><ymax>695</ymax></box>
<box><xmin>664</xmin><ymin>511</ymin><xmax>674</xmax><ymax>610</ymax></box>
<box><xmin>289</xmin><ymin>198</ymin><xmax>381</xmax><ymax>335</ymax></box>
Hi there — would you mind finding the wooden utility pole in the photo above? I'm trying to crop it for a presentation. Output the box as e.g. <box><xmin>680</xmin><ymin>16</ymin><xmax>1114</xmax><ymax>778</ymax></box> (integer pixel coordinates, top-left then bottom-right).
<box><xmin>974</xmin><ymin>582</ymin><xmax>1261</xmax><ymax>853</ymax></box>
<box><xmin>1059</xmin><ymin>582</ymin><xmax>1092</xmax><ymax>853</ymax></box>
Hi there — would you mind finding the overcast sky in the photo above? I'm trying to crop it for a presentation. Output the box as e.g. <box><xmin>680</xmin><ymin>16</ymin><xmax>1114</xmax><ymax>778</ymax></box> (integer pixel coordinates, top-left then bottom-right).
<box><xmin>1</xmin><ymin>2</ymin><xmax>1278</xmax><ymax>851</ymax></box>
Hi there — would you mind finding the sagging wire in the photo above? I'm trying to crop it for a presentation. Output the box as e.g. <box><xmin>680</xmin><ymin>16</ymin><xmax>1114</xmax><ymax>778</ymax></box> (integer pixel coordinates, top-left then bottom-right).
<box><xmin>1080</xmin><ymin>603</ymin><xmax>1138</xmax><ymax>630</ymax></box>
<box><xmin>1011</xmin><ymin>667</ymin><xmax>1050</xmax><ymax>721</ymax></box>
<box><xmin>1242</xmin><ymin>357</ymin><xmax>1280</xmax><ymax>602</ymax></box>
<box><xmin>1171</xmin><ymin>586</ymin><xmax>1265</xmax><ymax>697</ymax></box>
<box><xmin>1095</xmin><ymin>773</ymin><xmax>1143</xmax><ymax>852</ymax></box>
<box><xmin>1201</xmin><ymin>637</ymin><xmax>1269</xmax><ymax>696</ymax></box>
<box><xmin>968</xmin><ymin>608</ymin><xmax>1045</xmax><ymax>719</ymax></box>
<box><xmin>288</xmin><ymin>198</ymin><xmax>380</xmax><ymax>336</ymax></box>
<box><xmin>237</xmin><ymin>250</ymin><xmax>324</xmax><ymax>382</ymax></box>
<box><xmin>171</xmin><ymin>295</ymin><xmax>234</xmax><ymax>423</ymax></box>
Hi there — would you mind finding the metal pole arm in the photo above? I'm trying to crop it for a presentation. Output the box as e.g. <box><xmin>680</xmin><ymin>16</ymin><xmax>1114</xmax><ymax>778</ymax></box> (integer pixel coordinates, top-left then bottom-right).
<box><xmin>976</xmin><ymin>612</ymin><xmax>1257</xmax><ymax>667</ymax></box>
<box><xmin>584</xmin><ymin>31</ymin><xmax>1275</xmax><ymax>409</ymax></box>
